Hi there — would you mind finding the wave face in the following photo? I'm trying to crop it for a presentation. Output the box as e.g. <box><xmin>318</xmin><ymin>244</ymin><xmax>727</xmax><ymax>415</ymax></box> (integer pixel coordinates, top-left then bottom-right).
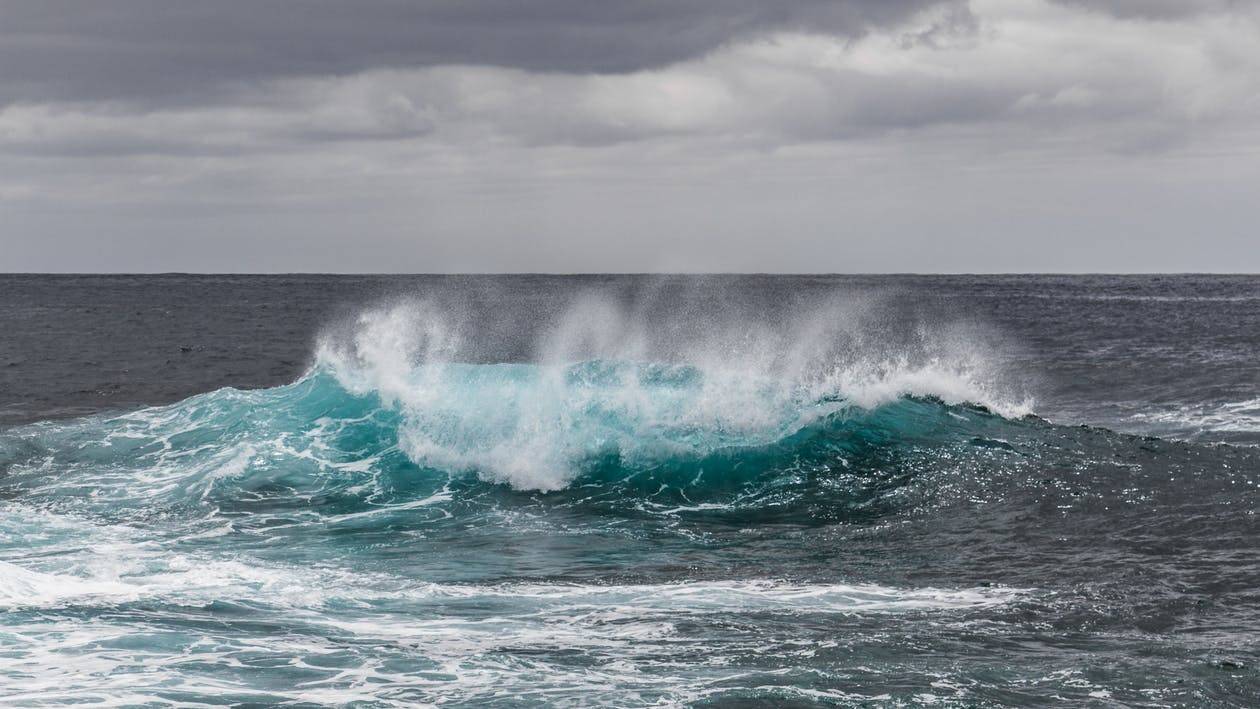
<box><xmin>3</xmin><ymin>287</ymin><xmax>1260</xmax><ymax>706</ymax></box>
<box><xmin>1</xmin><ymin>297</ymin><xmax>1029</xmax><ymax>513</ymax></box>
<box><xmin>0</xmin><ymin>365</ymin><xmax>1023</xmax><ymax>528</ymax></box>
<box><xmin>313</xmin><ymin>298</ymin><xmax>1028</xmax><ymax>491</ymax></box>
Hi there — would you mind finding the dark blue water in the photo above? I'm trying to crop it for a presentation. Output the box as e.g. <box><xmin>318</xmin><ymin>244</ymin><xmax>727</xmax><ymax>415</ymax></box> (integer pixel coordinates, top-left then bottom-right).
<box><xmin>1</xmin><ymin>275</ymin><xmax>1258</xmax><ymax>706</ymax></box>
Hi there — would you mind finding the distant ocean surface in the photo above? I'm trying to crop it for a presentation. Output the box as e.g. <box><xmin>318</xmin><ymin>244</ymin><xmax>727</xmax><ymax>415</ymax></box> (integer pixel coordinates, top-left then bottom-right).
<box><xmin>1</xmin><ymin>274</ymin><xmax>1258</xmax><ymax>706</ymax></box>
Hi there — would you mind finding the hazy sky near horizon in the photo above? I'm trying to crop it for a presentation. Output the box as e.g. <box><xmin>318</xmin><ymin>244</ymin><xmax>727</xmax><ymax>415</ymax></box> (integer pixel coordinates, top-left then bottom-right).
<box><xmin>2</xmin><ymin>0</ymin><xmax>1259</xmax><ymax>272</ymax></box>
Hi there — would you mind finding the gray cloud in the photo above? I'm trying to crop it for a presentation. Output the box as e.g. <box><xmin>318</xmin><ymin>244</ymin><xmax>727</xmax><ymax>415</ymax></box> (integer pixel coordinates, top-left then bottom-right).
<box><xmin>2</xmin><ymin>0</ymin><xmax>1260</xmax><ymax>273</ymax></box>
<box><xmin>6</xmin><ymin>1</ymin><xmax>1255</xmax><ymax>159</ymax></box>
<box><xmin>0</xmin><ymin>0</ymin><xmax>946</xmax><ymax>105</ymax></box>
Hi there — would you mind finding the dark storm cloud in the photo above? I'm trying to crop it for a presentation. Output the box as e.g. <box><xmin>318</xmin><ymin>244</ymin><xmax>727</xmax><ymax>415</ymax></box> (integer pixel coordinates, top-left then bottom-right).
<box><xmin>0</xmin><ymin>0</ymin><xmax>946</xmax><ymax>105</ymax></box>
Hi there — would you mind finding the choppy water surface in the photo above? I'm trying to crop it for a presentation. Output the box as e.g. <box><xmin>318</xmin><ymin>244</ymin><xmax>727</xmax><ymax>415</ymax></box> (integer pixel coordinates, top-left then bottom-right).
<box><xmin>1</xmin><ymin>275</ymin><xmax>1258</xmax><ymax>706</ymax></box>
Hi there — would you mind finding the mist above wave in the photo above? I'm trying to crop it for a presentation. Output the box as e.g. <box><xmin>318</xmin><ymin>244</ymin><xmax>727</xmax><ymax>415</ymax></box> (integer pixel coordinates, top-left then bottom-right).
<box><xmin>315</xmin><ymin>291</ymin><xmax>1031</xmax><ymax>490</ymax></box>
<box><xmin>0</xmin><ymin>286</ymin><xmax>1036</xmax><ymax>514</ymax></box>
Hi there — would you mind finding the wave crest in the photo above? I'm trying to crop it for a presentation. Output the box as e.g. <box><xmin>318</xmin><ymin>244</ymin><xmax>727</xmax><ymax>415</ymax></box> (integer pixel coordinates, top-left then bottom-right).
<box><xmin>315</xmin><ymin>297</ymin><xmax>1030</xmax><ymax>490</ymax></box>
<box><xmin>0</xmin><ymin>294</ymin><xmax>1034</xmax><ymax>524</ymax></box>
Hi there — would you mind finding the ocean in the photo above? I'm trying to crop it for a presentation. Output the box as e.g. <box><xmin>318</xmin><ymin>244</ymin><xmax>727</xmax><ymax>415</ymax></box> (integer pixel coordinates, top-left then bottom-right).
<box><xmin>1</xmin><ymin>274</ymin><xmax>1258</xmax><ymax>706</ymax></box>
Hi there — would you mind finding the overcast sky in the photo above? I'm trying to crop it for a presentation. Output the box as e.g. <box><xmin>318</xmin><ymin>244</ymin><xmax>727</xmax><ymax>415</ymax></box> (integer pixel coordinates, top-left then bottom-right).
<box><xmin>2</xmin><ymin>0</ymin><xmax>1258</xmax><ymax>272</ymax></box>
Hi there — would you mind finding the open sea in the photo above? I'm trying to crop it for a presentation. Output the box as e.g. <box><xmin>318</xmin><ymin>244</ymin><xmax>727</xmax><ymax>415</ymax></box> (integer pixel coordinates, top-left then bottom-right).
<box><xmin>1</xmin><ymin>274</ymin><xmax>1258</xmax><ymax>707</ymax></box>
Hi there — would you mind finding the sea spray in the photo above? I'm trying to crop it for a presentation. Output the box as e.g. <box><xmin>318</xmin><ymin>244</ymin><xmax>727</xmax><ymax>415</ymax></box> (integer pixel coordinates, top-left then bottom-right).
<box><xmin>314</xmin><ymin>293</ymin><xmax>1031</xmax><ymax>490</ymax></box>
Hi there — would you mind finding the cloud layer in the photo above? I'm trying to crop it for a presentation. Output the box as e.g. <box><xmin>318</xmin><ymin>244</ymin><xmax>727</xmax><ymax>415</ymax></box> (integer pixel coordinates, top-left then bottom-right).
<box><xmin>0</xmin><ymin>0</ymin><xmax>942</xmax><ymax>103</ymax></box>
<box><xmin>2</xmin><ymin>0</ymin><xmax>1258</xmax><ymax>271</ymax></box>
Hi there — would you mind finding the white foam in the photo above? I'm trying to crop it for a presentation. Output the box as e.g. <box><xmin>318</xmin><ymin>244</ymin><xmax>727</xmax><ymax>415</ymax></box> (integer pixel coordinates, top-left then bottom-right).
<box><xmin>0</xmin><ymin>551</ymin><xmax>1025</xmax><ymax>706</ymax></box>
<box><xmin>0</xmin><ymin>561</ymin><xmax>135</xmax><ymax>608</ymax></box>
<box><xmin>0</xmin><ymin>505</ymin><xmax>1026</xmax><ymax>706</ymax></box>
<box><xmin>1129</xmin><ymin>397</ymin><xmax>1260</xmax><ymax>436</ymax></box>
<box><xmin>0</xmin><ymin>546</ymin><xmax>1021</xmax><ymax>616</ymax></box>
<box><xmin>317</xmin><ymin>296</ymin><xmax>1031</xmax><ymax>491</ymax></box>
<box><xmin>0</xmin><ymin>504</ymin><xmax>1021</xmax><ymax>615</ymax></box>
<box><xmin>399</xmin><ymin>578</ymin><xmax>1022</xmax><ymax>614</ymax></box>
<box><xmin>814</xmin><ymin>357</ymin><xmax>1034</xmax><ymax>418</ymax></box>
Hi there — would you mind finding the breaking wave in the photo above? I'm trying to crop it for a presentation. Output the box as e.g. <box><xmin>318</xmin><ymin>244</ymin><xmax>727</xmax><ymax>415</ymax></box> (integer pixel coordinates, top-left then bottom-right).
<box><xmin>0</xmin><ymin>296</ymin><xmax>1036</xmax><ymax>511</ymax></box>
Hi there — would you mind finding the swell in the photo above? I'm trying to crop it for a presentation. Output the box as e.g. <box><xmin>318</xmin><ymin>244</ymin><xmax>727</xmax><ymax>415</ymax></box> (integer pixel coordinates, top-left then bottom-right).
<box><xmin>0</xmin><ymin>360</ymin><xmax>1034</xmax><ymax>515</ymax></box>
<box><xmin>0</xmin><ymin>294</ymin><xmax>1129</xmax><ymax>526</ymax></box>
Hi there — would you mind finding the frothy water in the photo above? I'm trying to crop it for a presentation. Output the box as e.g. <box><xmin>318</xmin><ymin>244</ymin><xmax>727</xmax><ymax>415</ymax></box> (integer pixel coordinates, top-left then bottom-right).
<box><xmin>316</xmin><ymin>297</ymin><xmax>1030</xmax><ymax>490</ymax></box>
<box><xmin>1128</xmin><ymin>397</ymin><xmax>1260</xmax><ymax>442</ymax></box>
